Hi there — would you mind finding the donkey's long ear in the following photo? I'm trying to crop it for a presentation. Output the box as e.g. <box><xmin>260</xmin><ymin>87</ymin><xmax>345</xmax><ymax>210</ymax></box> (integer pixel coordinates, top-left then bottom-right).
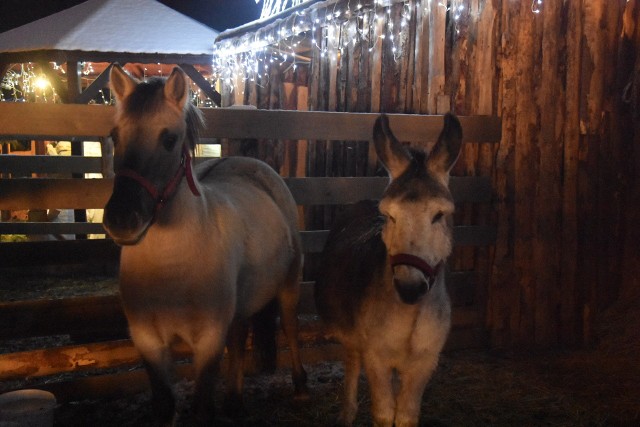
<box><xmin>373</xmin><ymin>114</ymin><xmax>412</xmax><ymax>180</ymax></box>
<box><xmin>427</xmin><ymin>113</ymin><xmax>463</xmax><ymax>182</ymax></box>
<box><xmin>164</xmin><ymin>67</ymin><xmax>189</xmax><ymax>111</ymax></box>
<box><xmin>109</xmin><ymin>64</ymin><xmax>138</xmax><ymax>104</ymax></box>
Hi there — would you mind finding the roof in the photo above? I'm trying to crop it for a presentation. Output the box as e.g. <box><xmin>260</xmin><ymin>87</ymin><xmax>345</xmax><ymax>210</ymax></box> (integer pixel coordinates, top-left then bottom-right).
<box><xmin>0</xmin><ymin>0</ymin><xmax>219</xmax><ymax>64</ymax></box>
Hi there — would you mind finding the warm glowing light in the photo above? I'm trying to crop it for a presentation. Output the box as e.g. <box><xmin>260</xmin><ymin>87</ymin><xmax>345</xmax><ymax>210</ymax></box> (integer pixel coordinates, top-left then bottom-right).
<box><xmin>34</xmin><ymin>76</ymin><xmax>49</xmax><ymax>90</ymax></box>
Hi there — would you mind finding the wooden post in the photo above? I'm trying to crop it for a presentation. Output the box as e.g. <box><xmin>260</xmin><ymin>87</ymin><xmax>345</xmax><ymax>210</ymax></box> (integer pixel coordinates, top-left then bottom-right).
<box><xmin>560</xmin><ymin>0</ymin><xmax>583</xmax><ymax>346</ymax></box>
<box><xmin>532</xmin><ymin>0</ymin><xmax>564</xmax><ymax>347</ymax></box>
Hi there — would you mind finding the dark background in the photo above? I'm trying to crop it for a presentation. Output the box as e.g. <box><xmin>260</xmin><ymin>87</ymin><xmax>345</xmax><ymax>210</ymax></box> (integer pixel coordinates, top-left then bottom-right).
<box><xmin>0</xmin><ymin>0</ymin><xmax>262</xmax><ymax>33</ymax></box>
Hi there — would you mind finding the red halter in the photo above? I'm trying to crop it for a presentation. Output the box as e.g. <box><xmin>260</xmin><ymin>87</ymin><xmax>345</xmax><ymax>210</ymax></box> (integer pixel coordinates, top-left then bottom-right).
<box><xmin>389</xmin><ymin>253</ymin><xmax>441</xmax><ymax>282</ymax></box>
<box><xmin>115</xmin><ymin>144</ymin><xmax>200</xmax><ymax>216</ymax></box>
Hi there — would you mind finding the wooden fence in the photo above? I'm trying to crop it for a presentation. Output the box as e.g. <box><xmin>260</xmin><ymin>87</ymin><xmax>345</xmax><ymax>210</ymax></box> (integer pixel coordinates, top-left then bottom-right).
<box><xmin>0</xmin><ymin>102</ymin><xmax>500</xmax><ymax>401</ymax></box>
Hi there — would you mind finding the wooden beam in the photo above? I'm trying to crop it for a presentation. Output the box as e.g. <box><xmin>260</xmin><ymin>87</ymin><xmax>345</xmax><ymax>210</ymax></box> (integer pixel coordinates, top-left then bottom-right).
<box><xmin>179</xmin><ymin>63</ymin><xmax>221</xmax><ymax>106</ymax></box>
<box><xmin>75</xmin><ymin>63</ymin><xmax>121</xmax><ymax>105</ymax></box>
<box><xmin>0</xmin><ymin>103</ymin><xmax>501</xmax><ymax>143</ymax></box>
<box><xmin>0</xmin><ymin>176</ymin><xmax>492</xmax><ymax>211</ymax></box>
<box><xmin>0</xmin><ymin>239</ymin><xmax>119</xmax><ymax>268</ymax></box>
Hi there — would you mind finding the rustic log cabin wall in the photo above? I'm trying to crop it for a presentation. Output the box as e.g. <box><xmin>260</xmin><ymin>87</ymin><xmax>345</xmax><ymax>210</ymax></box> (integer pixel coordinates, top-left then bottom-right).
<box><xmin>215</xmin><ymin>0</ymin><xmax>640</xmax><ymax>349</ymax></box>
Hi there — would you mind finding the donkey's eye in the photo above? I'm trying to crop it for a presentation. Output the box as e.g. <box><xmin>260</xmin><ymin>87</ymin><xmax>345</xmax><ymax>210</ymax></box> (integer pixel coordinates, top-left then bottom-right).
<box><xmin>110</xmin><ymin>128</ymin><xmax>119</xmax><ymax>146</ymax></box>
<box><xmin>160</xmin><ymin>129</ymin><xmax>178</xmax><ymax>151</ymax></box>
<box><xmin>382</xmin><ymin>212</ymin><xmax>396</xmax><ymax>224</ymax></box>
<box><xmin>432</xmin><ymin>211</ymin><xmax>444</xmax><ymax>224</ymax></box>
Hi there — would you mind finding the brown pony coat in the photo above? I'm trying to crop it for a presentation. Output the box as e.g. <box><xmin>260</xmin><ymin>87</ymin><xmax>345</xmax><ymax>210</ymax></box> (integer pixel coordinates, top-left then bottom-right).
<box><xmin>104</xmin><ymin>65</ymin><xmax>307</xmax><ymax>426</ymax></box>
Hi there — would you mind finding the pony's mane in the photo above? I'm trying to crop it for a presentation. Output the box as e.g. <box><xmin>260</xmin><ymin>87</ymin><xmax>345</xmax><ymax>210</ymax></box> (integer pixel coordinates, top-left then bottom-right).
<box><xmin>123</xmin><ymin>76</ymin><xmax>205</xmax><ymax>151</ymax></box>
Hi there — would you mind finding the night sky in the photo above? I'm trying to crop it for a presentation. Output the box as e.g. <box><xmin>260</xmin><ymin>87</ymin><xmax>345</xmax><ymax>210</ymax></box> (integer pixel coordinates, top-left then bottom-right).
<box><xmin>0</xmin><ymin>0</ymin><xmax>262</xmax><ymax>33</ymax></box>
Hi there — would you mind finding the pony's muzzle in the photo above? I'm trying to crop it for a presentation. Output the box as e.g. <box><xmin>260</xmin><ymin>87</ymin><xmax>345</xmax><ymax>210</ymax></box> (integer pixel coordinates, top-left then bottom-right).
<box><xmin>103</xmin><ymin>191</ymin><xmax>154</xmax><ymax>245</ymax></box>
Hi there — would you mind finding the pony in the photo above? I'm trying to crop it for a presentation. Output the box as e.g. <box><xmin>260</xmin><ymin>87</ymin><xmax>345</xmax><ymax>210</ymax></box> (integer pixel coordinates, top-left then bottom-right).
<box><xmin>103</xmin><ymin>65</ymin><xmax>308</xmax><ymax>426</ymax></box>
<box><xmin>314</xmin><ymin>113</ymin><xmax>462</xmax><ymax>426</ymax></box>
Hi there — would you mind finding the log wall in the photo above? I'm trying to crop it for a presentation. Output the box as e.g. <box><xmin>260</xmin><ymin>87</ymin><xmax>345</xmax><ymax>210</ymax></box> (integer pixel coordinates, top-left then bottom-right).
<box><xmin>216</xmin><ymin>0</ymin><xmax>640</xmax><ymax>349</ymax></box>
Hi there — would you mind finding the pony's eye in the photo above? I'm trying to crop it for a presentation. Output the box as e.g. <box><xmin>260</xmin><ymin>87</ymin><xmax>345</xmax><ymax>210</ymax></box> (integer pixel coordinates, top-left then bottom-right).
<box><xmin>432</xmin><ymin>211</ymin><xmax>444</xmax><ymax>224</ymax></box>
<box><xmin>110</xmin><ymin>128</ymin><xmax>119</xmax><ymax>146</ymax></box>
<box><xmin>160</xmin><ymin>129</ymin><xmax>178</xmax><ymax>151</ymax></box>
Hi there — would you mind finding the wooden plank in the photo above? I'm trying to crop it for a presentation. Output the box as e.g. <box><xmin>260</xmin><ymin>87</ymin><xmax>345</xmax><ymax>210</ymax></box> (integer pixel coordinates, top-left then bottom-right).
<box><xmin>0</xmin><ymin>155</ymin><xmax>103</xmax><ymax>175</ymax></box>
<box><xmin>0</xmin><ymin>176</ymin><xmax>493</xmax><ymax>210</ymax></box>
<box><xmin>1</xmin><ymin>321</ymin><xmax>486</xmax><ymax>396</ymax></box>
<box><xmin>298</xmin><ymin>270</ymin><xmax>477</xmax><ymax>314</ymax></box>
<box><xmin>0</xmin><ymin>239</ymin><xmax>120</xmax><ymax>268</ymax></box>
<box><xmin>0</xmin><ymin>295</ymin><xmax>127</xmax><ymax>341</ymax></box>
<box><xmin>0</xmin><ymin>102</ymin><xmax>501</xmax><ymax>143</ymax></box>
<box><xmin>0</xmin><ymin>178</ymin><xmax>113</xmax><ymax>210</ymax></box>
<box><xmin>0</xmin><ymin>226</ymin><xmax>495</xmax><ymax>264</ymax></box>
<box><xmin>300</xmin><ymin>225</ymin><xmax>496</xmax><ymax>254</ymax></box>
<box><xmin>0</xmin><ymin>103</ymin><xmax>114</xmax><ymax>140</ymax></box>
<box><xmin>0</xmin><ymin>222</ymin><xmax>105</xmax><ymax>235</ymax></box>
<box><xmin>10</xmin><ymin>323</ymin><xmax>486</xmax><ymax>404</ymax></box>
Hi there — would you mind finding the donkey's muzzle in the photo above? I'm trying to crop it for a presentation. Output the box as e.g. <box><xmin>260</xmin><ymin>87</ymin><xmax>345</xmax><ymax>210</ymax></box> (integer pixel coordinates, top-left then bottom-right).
<box><xmin>393</xmin><ymin>277</ymin><xmax>430</xmax><ymax>304</ymax></box>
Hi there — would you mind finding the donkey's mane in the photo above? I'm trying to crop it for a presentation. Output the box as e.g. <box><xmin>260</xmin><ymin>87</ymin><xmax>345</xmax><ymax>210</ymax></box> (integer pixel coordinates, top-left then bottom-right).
<box><xmin>123</xmin><ymin>76</ymin><xmax>205</xmax><ymax>150</ymax></box>
<box><xmin>317</xmin><ymin>200</ymin><xmax>387</xmax><ymax>328</ymax></box>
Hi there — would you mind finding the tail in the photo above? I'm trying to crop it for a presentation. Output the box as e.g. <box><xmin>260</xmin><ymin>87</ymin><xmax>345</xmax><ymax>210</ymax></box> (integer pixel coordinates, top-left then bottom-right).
<box><xmin>251</xmin><ymin>298</ymin><xmax>279</xmax><ymax>373</ymax></box>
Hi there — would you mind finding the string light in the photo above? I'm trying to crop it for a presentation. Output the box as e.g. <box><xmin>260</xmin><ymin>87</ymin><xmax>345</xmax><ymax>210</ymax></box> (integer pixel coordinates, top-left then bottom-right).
<box><xmin>214</xmin><ymin>0</ymin><xmax>423</xmax><ymax>93</ymax></box>
<box><xmin>258</xmin><ymin>0</ymin><xmax>309</xmax><ymax>19</ymax></box>
<box><xmin>531</xmin><ymin>0</ymin><xmax>542</xmax><ymax>14</ymax></box>
<box><xmin>0</xmin><ymin>63</ymin><xmax>60</xmax><ymax>102</ymax></box>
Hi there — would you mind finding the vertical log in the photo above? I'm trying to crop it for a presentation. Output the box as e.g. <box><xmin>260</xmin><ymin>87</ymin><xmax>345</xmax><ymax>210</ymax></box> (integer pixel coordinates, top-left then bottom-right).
<box><xmin>489</xmin><ymin>0</ymin><xmax>519</xmax><ymax>348</ymax></box>
<box><xmin>356</xmin><ymin>12</ymin><xmax>372</xmax><ymax>113</ymax></box>
<box><xmin>412</xmin><ymin>0</ymin><xmax>430</xmax><ymax>114</ymax></box>
<box><xmin>561</xmin><ymin>0</ymin><xmax>583</xmax><ymax>346</ymax></box>
<box><xmin>428</xmin><ymin>0</ymin><xmax>446</xmax><ymax>113</ymax></box>
<box><xmin>370</xmin><ymin>7</ymin><xmax>384</xmax><ymax>113</ymax></box>
<box><xmin>533</xmin><ymin>0</ymin><xmax>564</xmax><ymax>347</ymax></box>
<box><xmin>513</xmin><ymin>0</ymin><xmax>541</xmax><ymax>347</ymax></box>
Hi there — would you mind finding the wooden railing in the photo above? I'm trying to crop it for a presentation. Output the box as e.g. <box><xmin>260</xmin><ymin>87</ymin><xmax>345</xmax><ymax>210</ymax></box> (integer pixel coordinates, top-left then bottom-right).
<box><xmin>0</xmin><ymin>103</ymin><xmax>500</xmax><ymax>400</ymax></box>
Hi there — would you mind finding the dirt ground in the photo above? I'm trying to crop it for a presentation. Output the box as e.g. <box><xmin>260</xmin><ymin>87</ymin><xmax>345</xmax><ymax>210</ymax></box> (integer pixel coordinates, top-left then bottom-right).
<box><xmin>2</xmin><ymin>275</ymin><xmax>639</xmax><ymax>426</ymax></box>
<box><xmin>47</xmin><ymin>347</ymin><xmax>639</xmax><ymax>427</ymax></box>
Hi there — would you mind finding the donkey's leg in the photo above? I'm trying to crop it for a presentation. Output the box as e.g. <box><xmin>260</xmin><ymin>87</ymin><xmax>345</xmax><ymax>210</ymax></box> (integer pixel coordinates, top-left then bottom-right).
<box><xmin>191</xmin><ymin>331</ymin><xmax>226</xmax><ymax>426</ymax></box>
<box><xmin>337</xmin><ymin>347</ymin><xmax>361</xmax><ymax>426</ymax></box>
<box><xmin>129</xmin><ymin>327</ymin><xmax>176</xmax><ymax>427</ymax></box>
<box><xmin>394</xmin><ymin>353</ymin><xmax>440</xmax><ymax>427</ymax></box>
<box><xmin>277</xmin><ymin>257</ymin><xmax>309</xmax><ymax>400</ymax></box>
<box><xmin>363</xmin><ymin>354</ymin><xmax>395</xmax><ymax>427</ymax></box>
<box><xmin>223</xmin><ymin>318</ymin><xmax>249</xmax><ymax>417</ymax></box>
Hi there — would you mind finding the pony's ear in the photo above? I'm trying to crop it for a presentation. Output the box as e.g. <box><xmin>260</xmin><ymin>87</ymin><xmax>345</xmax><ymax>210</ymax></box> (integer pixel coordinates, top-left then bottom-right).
<box><xmin>427</xmin><ymin>113</ymin><xmax>463</xmax><ymax>182</ymax></box>
<box><xmin>109</xmin><ymin>64</ymin><xmax>138</xmax><ymax>103</ymax></box>
<box><xmin>164</xmin><ymin>67</ymin><xmax>189</xmax><ymax>110</ymax></box>
<box><xmin>373</xmin><ymin>114</ymin><xmax>412</xmax><ymax>181</ymax></box>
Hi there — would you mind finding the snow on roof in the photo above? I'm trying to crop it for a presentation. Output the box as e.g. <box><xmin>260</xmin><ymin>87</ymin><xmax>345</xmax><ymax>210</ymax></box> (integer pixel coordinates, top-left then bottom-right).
<box><xmin>0</xmin><ymin>0</ymin><xmax>219</xmax><ymax>57</ymax></box>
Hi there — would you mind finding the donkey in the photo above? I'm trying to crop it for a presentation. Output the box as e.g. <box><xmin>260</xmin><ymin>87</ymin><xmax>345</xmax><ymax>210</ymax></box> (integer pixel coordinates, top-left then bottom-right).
<box><xmin>103</xmin><ymin>65</ymin><xmax>308</xmax><ymax>426</ymax></box>
<box><xmin>315</xmin><ymin>113</ymin><xmax>462</xmax><ymax>426</ymax></box>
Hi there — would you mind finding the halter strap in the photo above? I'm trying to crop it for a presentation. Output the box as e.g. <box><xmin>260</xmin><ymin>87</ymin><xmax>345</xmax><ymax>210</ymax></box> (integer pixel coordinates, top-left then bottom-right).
<box><xmin>389</xmin><ymin>253</ymin><xmax>441</xmax><ymax>280</ymax></box>
<box><xmin>115</xmin><ymin>144</ymin><xmax>200</xmax><ymax>215</ymax></box>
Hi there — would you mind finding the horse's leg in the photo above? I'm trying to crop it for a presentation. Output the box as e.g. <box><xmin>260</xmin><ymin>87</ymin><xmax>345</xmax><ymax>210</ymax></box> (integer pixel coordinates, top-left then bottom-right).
<box><xmin>363</xmin><ymin>354</ymin><xmax>395</xmax><ymax>427</ymax></box>
<box><xmin>394</xmin><ymin>354</ymin><xmax>439</xmax><ymax>427</ymax></box>
<box><xmin>129</xmin><ymin>326</ymin><xmax>176</xmax><ymax>426</ymax></box>
<box><xmin>337</xmin><ymin>347</ymin><xmax>361</xmax><ymax>426</ymax></box>
<box><xmin>250</xmin><ymin>299</ymin><xmax>278</xmax><ymax>372</ymax></box>
<box><xmin>191</xmin><ymin>331</ymin><xmax>226</xmax><ymax>426</ymax></box>
<box><xmin>277</xmin><ymin>257</ymin><xmax>309</xmax><ymax>400</ymax></box>
<box><xmin>223</xmin><ymin>317</ymin><xmax>249</xmax><ymax>417</ymax></box>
